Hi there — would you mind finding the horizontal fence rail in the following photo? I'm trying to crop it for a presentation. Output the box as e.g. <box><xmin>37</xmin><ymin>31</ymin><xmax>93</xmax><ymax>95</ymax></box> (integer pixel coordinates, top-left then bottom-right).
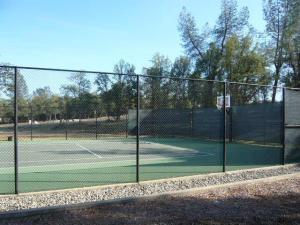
<box><xmin>0</xmin><ymin>65</ymin><xmax>291</xmax><ymax>88</ymax></box>
<box><xmin>0</xmin><ymin>65</ymin><xmax>299</xmax><ymax>194</ymax></box>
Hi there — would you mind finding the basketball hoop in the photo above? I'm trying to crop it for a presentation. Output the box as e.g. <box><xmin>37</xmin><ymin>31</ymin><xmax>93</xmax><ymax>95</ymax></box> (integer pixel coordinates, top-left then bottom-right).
<box><xmin>216</xmin><ymin>95</ymin><xmax>231</xmax><ymax>110</ymax></box>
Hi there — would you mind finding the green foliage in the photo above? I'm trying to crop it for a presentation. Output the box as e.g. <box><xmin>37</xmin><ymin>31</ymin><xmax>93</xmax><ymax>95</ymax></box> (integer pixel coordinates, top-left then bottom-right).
<box><xmin>0</xmin><ymin>0</ymin><xmax>299</xmax><ymax>122</ymax></box>
<box><xmin>214</xmin><ymin>0</ymin><xmax>249</xmax><ymax>52</ymax></box>
<box><xmin>94</xmin><ymin>60</ymin><xmax>136</xmax><ymax>120</ymax></box>
<box><xmin>61</xmin><ymin>72</ymin><xmax>91</xmax><ymax>98</ymax></box>
<box><xmin>169</xmin><ymin>56</ymin><xmax>191</xmax><ymax>108</ymax></box>
<box><xmin>178</xmin><ymin>7</ymin><xmax>208</xmax><ymax>58</ymax></box>
<box><xmin>142</xmin><ymin>54</ymin><xmax>171</xmax><ymax>109</ymax></box>
<box><xmin>31</xmin><ymin>87</ymin><xmax>56</xmax><ymax>121</ymax></box>
<box><xmin>0</xmin><ymin>66</ymin><xmax>28</xmax><ymax>99</ymax></box>
<box><xmin>263</xmin><ymin>0</ymin><xmax>300</xmax><ymax>99</ymax></box>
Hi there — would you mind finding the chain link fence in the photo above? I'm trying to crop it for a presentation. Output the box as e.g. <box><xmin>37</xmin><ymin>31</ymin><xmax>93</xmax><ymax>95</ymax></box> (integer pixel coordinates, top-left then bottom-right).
<box><xmin>0</xmin><ymin>65</ymin><xmax>299</xmax><ymax>194</ymax></box>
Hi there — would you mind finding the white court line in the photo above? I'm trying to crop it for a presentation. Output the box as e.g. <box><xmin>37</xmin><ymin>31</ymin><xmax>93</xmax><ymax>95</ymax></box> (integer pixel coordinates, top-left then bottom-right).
<box><xmin>0</xmin><ymin>152</ymin><xmax>214</xmax><ymax>166</ymax></box>
<box><xmin>0</xmin><ymin>155</ymin><xmax>213</xmax><ymax>168</ymax></box>
<box><xmin>0</xmin><ymin>157</ymin><xmax>97</xmax><ymax>165</ymax></box>
<box><xmin>75</xmin><ymin>143</ymin><xmax>103</xmax><ymax>159</ymax></box>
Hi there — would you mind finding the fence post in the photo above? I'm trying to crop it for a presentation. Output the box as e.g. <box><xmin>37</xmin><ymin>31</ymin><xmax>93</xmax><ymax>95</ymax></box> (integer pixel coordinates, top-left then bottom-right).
<box><xmin>30</xmin><ymin>105</ymin><xmax>33</xmax><ymax>141</ymax></box>
<box><xmin>95</xmin><ymin>109</ymin><xmax>98</xmax><ymax>140</ymax></box>
<box><xmin>65</xmin><ymin>114</ymin><xmax>68</xmax><ymax>140</ymax></box>
<box><xmin>190</xmin><ymin>108</ymin><xmax>193</xmax><ymax>136</ymax></box>
<box><xmin>136</xmin><ymin>75</ymin><xmax>140</xmax><ymax>183</ymax></box>
<box><xmin>223</xmin><ymin>82</ymin><xmax>227</xmax><ymax>172</ymax></box>
<box><xmin>190</xmin><ymin>80</ymin><xmax>195</xmax><ymax>137</ymax></box>
<box><xmin>126</xmin><ymin>108</ymin><xmax>128</xmax><ymax>139</ymax></box>
<box><xmin>282</xmin><ymin>88</ymin><xmax>285</xmax><ymax>165</ymax></box>
<box><xmin>229</xmin><ymin>108</ymin><xmax>233</xmax><ymax>143</ymax></box>
<box><xmin>14</xmin><ymin>67</ymin><xmax>19</xmax><ymax>194</ymax></box>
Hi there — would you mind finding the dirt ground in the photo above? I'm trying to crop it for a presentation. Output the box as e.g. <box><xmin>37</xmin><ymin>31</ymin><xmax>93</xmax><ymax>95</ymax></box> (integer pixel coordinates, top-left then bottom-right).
<box><xmin>1</xmin><ymin>173</ymin><xmax>300</xmax><ymax>225</ymax></box>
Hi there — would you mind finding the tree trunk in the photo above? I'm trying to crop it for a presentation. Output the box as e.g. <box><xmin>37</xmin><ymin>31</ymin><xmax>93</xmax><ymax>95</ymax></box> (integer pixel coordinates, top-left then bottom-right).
<box><xmin>271</xmin><ymin>66</ymin><xmax>281</xmax><ymax>103</ymax></box>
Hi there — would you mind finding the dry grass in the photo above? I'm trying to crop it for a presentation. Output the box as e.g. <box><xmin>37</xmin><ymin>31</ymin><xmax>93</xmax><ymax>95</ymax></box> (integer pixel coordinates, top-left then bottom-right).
<box><xmin>1</xmin><ymin>174</ymin><xmax>300</xmax><ymax>225</ymax></box>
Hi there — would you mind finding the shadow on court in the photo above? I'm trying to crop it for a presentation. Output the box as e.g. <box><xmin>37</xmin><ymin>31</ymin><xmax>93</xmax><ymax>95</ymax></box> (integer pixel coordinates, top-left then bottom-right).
<box><xmin>0</xmin><ymin>137</ymin><xmax>283</xmax><ymax>193</ymax></box>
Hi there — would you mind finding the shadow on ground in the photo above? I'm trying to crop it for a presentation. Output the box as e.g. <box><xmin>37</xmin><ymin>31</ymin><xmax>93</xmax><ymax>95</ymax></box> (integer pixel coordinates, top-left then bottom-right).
<box><xmin>1</xmin><ymin>191</ymin><xmax>299</xmax><ymax>225</ymax></box>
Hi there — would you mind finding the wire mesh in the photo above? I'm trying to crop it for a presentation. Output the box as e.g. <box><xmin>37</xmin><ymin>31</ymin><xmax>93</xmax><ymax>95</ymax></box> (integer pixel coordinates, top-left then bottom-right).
<box><xmin>0</xmin><ymin>105</ymin><xmax>15</xmax><ymax>194</ymax></box>
<box><xmin>0</xmin><ymin>65</ymin><xmax>300</xmax><ymax>194</ymax></box>
<box><xmin>138</xmin><ymin>76</ymin><xmax>224</xmax><ymax>181</ymax></box>
<box><xmin>284</xmin><ymin>89</ymin><xmax>300</xmax><ymax>163</ymax></box>
<box><xmin>0</xmin><ymin>66</ymin><xmax>15</xmax><ymax>194</ymax></box>
<box><xmin>226</xmin><ymin>83</ymin><xmax>283</xmax><ymax>171</ymax></box>
<box><xmin>15</xmin><ymin>68</ymin><xmax>136</xmax><ymax>193</ymax></box>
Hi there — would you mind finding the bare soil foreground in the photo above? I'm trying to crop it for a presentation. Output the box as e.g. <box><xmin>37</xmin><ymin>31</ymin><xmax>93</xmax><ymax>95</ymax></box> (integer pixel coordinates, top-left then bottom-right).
<box><xmin>1</xmin><ymin>173</ymin><xmax>300</xmax><ymax>225</ymax></box>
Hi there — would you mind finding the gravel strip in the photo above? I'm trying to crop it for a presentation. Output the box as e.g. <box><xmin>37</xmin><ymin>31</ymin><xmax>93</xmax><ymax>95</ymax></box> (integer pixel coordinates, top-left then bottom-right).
<box><xmin>0</xmin><ymin>164</ymin><xmax>299</xmax><ymax>213</ymax></box>
<box><xmin>1</xmin><ymin>172</ymin><xmax>300</xmax><ymax>225</ymax></box>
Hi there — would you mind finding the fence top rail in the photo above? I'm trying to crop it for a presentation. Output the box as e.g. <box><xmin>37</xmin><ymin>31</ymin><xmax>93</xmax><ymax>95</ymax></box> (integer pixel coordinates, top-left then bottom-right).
<box><xmin>1</xmin><ymin>65</ymin><xmax>300</xmax><ymax>90</ymax></box>
<box><xmin>0</xmin><ymin>65</ymin><xmax>224</xmax><ymax>83</ymax></box>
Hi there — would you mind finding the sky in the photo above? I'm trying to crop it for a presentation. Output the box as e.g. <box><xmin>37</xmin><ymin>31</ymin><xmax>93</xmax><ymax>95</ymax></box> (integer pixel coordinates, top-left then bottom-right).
<box><xmin>0</xmin><ymin>0</ymin><xmax>266</xmax><ymax>94</ymax></box>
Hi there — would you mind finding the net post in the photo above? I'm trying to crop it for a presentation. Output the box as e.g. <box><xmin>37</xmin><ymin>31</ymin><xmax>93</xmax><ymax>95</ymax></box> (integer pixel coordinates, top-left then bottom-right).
<box><xmin>223</xmin><ymin>82</ymin><xmax>227</xmax><ymax>172</ymax></box>
<box><xmin>282</xmin><ymin>87</ymin><xmax>285</xmax><ymax>165</ymax></box>
<box><xmin>14</xmin><ymin>67</ymin><xmax>19</xmax><ymax>194</ymax></box>
<box><xmin>136</xmin><ymin>75</ymin><xmax>140</xmax><ymax>183</ymax></box>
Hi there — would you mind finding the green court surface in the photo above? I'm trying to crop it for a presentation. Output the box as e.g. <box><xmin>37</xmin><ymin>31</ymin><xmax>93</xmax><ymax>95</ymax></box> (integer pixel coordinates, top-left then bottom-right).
<box><xmin>0</xmin><ymin>137</ymin><xmax>282</xmax><ymax>194</ymax></box>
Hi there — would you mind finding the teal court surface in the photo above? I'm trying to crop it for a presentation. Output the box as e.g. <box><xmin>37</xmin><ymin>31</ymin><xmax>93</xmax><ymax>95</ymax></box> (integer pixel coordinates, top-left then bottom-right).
<box><xmin>0</xmin><ymin>137</ymin><xmax>282</xmax><ymax>194</ymax></box>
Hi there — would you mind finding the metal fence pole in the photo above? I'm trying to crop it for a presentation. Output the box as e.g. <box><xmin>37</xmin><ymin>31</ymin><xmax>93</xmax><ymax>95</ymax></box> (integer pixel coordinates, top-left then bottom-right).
<box><xmin>190</xmin><ymin>108</ymin><xmax>193</xmax><ymax>136</ymax></box>
<box><xmin>282</xmin><ymin>88</ymin><xmax>285</xmax><ymax>165</ymax></box>
<box><xmin>95</xmin><ymin>110</ymin><xmax>98</xmax><ymax>140</ymax></box>
<box><xmin>126</xmin><ymin>108</ymin><xmax>128</xmax><ymax>139</ymax></box>
<box><xmin>14</xmin><ymin>67</ymin><xmax>19</xmax><ymax>194</ymax></box>
<box><xmin>223</xmin><ymin>82</ymin><xmax>227</xmax><ymax>172</ymax></box>
<box><xmin>263</xmin><ymin>104</ymin><xmax>266</xmax><ymax>145</ymax></box>
<box><xmin>65</xmin><ymin>114</ymin><xmax>68</xmax><ymax>140</ymax></box>
<box><xmin>229</xmin><ymin>108</ymin><xmax>233</xmax><ymax>143</ymax></box>
<box><xmin>190</xmin><ymin>81</ymin><xmax>194</xmax><ymax>137</ymax></box>
<box><xmin>30</xmin><ymin>105</ymin><xmax>33</xmax><ymax>141</ymax></box>
<box><xmin>136</xmin><ymin>75</ymin><xmax>140</xmax><ymax>183</ymax></box>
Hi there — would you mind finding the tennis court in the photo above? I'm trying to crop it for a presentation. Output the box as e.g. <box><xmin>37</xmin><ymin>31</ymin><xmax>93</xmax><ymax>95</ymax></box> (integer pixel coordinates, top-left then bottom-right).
<box><xmin>0</xmin><ymin>137</ymin><xmax>282</xmax><ymax>194</ymax></box>
<box><xmin>0</xmin><ymin>66</ymin><xmax>299</xmax><ymax>195</ymax></box>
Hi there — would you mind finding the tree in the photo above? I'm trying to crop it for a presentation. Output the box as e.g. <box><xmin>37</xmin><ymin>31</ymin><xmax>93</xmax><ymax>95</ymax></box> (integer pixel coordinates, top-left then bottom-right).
<box><xmin>48</xmin><ymin>95</ymin><xmax>65</xmax><ymax>121</ymax></box>
<box><xmin>178</xmin><ymin>0</ymin><xmax>249</xmax><ymax>66</ymax></box>
<box><xmin>95</xmin><ymin>60</ymin><xmax>136</xmax><ymax>120</ymax></box>
<box><xmin>113</xmin><ymin>60</ymin><xmax>136</xmax><ymax>111</ymax></box>
<box><xmin>0</xmin><ymin>66</ymin><xmax>29</xmax><ymax>120</ymax></box>
<box><xmin>178</xmin><ymin>7</ymin><xmax>209</xmax><ymax>59</ymax></box>
<box><xmin>178</xmin><ymin>1</ymin><xmax>250</xmax><ymax>106</ymax></box>
<box><xmin>281</xmin><ymin>0</ymin><xmax>300</xmax><ymax>87</ymax></box>
<box><xmin>143</xmin><ymin>54</ymin><xmax>171</xmax><ymax>109</ymax></box>
<box><xmin>193</xmin><ymin>43</ymin><xmax>222</xmax><ymax>106</ymax></box>
<box><xmin>61</xmin><ymin>72</ymin><xmax>91</xmax><ymax>98</ymax></box>
<box><xmin>263</xmin><ymin>0</ymin><xmax>298</xmax><ymax>101</ymax></box>
<box><xmin>169</xmin><ymin>56</ymin><xmax>191</xmax><ymax>108</ymax></box>
<box><xmin>101</xmin><ymin>83</ymin><xmax>127</xmax><ymax>120</ymax></box>
<box><xmin>214</xmin><ymin>0</ymin><xmax>249</xmax><ymax>54</ymax></box>
<box><xmin>31</xmin><ymin>86</ymin><xmax>53</xmax><ymax>121</ymax></box>
<box><xmin>113</xmin><ymin>59</ymin><xmax>135</xmax><ymax>83</ymax></box>
<box><xmin>60</xmin><ymin>72</ymin><xmax>92</xmax><ymax>120</ymax></box>
<box><xmin>94</xmin><ymin>74</ymin><xmax>111</xmax><ymax>94</ymax></box>
<box><xmin>223</xmin><ymin>35</ymin><xmax>271</xmax><ymax>104</ymax></box>
<box><xmin>284</xmin><ymin>32</ymin><xmax>300</xmax><ymax>87</ymax></box>
<box><xmin>0</xmin><ymin>65</ymin><xmax>28</xmax><ymax>99</ymax></box>
<box><xmin>0</xmin><ymin>98</ymin><xmax>14</xmax><ymax>123</ymax></box>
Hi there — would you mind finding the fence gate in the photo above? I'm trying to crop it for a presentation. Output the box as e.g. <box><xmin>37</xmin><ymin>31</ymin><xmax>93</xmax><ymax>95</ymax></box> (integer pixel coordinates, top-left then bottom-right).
<box><xmin>284</xmin><ymin>89</ymin><xmax>300</xmax><ymax>163</ymax></box>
